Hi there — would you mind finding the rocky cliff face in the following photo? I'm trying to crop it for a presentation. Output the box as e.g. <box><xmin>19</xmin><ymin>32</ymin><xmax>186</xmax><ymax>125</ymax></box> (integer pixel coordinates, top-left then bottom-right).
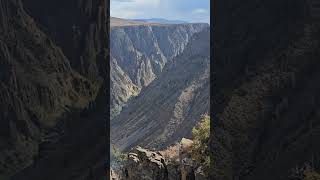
<box><xmin>111</xmin><ymin>28</ymin><xmax>210</xmax><ymax>151</ymax></box>
<box><xmin>110</xmin><ymin>17</ymin><xmax>209</xmax><ymax>117</ymax></box>
<box><xmin>213</xmin><ymin>0</ymin><xmax>320</xmax><ymax>179</ymax></box>
<box><xmin>0</xmin><ymin>0</ymin><xmax>108</xmax><ymax>179</ymax></box>
<box><xmin>113</xmin><ymin>139</ymin><xmax>205</xmax><ymax>180</ymax></box>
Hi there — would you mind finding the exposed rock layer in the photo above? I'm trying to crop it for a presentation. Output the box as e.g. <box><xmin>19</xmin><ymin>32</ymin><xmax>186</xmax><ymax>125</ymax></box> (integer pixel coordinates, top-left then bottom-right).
<box><xmin>110</xmin><ymin>17</ymin><xmax>208</xmax><ymax>117</ymax></box>
<box><xmin>111</xmin><ymin>28</ymin><xmax>210</xmax><ymax>151</ymax></box>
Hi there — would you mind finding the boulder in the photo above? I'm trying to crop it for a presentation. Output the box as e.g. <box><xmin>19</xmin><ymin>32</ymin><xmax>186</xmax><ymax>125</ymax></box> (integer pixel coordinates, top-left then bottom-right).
<box><xmin>122</xmin><ymin>139</ymin><xmax>204</xmax><ymax>180</ymax></box>
<box><xmin>125</xmin><ymin>146</ymin><xmax>168</xmax><ymax>180</ymax></box>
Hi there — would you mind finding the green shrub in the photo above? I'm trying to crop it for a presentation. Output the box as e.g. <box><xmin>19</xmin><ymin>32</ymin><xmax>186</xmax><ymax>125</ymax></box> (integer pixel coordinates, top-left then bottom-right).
<box><xmin>190</xmin><ymin>114</ymin><xmax>210</xmax><ymax>176</ymax></box>
<box><xmin>111</xmin><ymin>145</ymin><xmax>127</xmax><ymax>168</ymax></box>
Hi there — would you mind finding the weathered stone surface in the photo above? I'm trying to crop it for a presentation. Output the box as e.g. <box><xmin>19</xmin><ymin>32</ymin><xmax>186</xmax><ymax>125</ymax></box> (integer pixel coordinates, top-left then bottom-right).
<box><xmin>111</xmin><ymin>28</ymin><xmax>210</xmax><ymax>151</ymax></box>
<box><xmin>125</xmin><ymin>146</ymin><xmax>168</xmax><ymax>180</ymax></box>
<box><xmin>118</xmin><ymin>138</ymin><xmax>207</xmax><ymax>180</ymax></box>
<box><xmin>110</xmin><ymin>17</ymin><xmax>209</xmax><ymax>117</ymax></box>
<box><xmin>120</xmin><ymin>139</ymin><xmax>200</xmax><ymax>180</ymax></box>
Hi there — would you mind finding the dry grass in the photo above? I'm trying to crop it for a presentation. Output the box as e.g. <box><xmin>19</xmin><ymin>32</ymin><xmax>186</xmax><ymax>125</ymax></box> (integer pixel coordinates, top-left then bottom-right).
<box><xmin>159</xmin><ymin>138</ymin><xmax>194</xmax><ymax>164</ymax></box>
<box><xmin>159</xmin><ymin>143</ymin><xmax>180</xmax><ymax>163</ymax></box>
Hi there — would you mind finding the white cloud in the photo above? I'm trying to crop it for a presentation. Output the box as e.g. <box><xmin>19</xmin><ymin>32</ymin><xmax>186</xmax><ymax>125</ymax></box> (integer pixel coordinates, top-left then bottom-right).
<box><xmin>111</xmin><ymin>0</ymin><xmax>160</xmax><ymax>6</ymax></box>
<box><xmin>111</xmin><ymin>0</ymin><xmax>160</xmax><ymax>19</ymax></box>
<box><xmin>112</xmin><ymin>0</ymin><xmax>134</xmax><ymax>2</ymax></box>
<box><xmin>192</xmin><ymin>8</ymin><xmax>208</xmax><ymax>14</ymax></box>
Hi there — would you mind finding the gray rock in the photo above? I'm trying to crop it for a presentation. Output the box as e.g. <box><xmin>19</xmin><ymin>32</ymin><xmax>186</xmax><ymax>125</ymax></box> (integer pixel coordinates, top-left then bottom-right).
<box><xmin>125</xmin><ymin>146</ymin><xmax>168</xmax><ymax>180</ymax></box>
<box><xmin>110</xmin><ymin>18</ymin><xmax>209</xmax><ymax>117</ymax></box>
<box><xmin>111</xmin><ymin>28</ymin><xmax>210</xmax><ymax>151</ymax></box>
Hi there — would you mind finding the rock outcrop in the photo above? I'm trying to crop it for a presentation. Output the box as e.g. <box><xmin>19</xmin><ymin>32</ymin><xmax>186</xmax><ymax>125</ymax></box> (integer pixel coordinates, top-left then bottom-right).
<box><xmin>125</xmin><ymin>147</ymin><xmax>169</xmax><ymax>180</ymax></box>
<box><xmin>111</xmin><ymin>27</ymin><xmax>210</xmax><ymax>151</ymax></box>
<box><xmin>117</xmin><ymin>138</ymin><xmax>204</xmax><ymax>180</ymax></box>
<box><xmin>110</xmin><ymin>17</ymin><xmax>209</xmax><ymax>117</ymax></box>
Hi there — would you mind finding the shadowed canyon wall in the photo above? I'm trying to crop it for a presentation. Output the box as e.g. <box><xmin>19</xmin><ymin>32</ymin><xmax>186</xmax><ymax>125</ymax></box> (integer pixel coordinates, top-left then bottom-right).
<box><xmin>213</xmin><ymin>0</ymin><xmax>320</xmax><ymax>179</ymax></box>
<box><xmin>0</xmin><ymin>0</ymin><xmax>109</xmax><ymax>179</ymax></box>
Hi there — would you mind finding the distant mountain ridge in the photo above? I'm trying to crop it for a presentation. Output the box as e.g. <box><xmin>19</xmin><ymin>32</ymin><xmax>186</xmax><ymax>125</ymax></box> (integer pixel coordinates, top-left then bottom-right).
<box><xmin>110</xmin><ymin>17</ymin><xmax>201</xmax><ymax>27</ymax></box>
<box><xmin>131</xmin><ymin>18</ymin><xmax>189</xmax><ymax>24</ymax></box>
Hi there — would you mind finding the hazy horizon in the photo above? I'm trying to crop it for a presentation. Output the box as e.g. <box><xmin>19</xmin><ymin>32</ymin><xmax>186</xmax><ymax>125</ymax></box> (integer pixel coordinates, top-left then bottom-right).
<box><xmin>111</xmin><ymin>16</ymin><xmax>211</xmax><ymax>25</ymax></box>
<box><xmin>111</xmin><ymin>0</ymin><xmax>210</xmax><ymax>24</ymax></box>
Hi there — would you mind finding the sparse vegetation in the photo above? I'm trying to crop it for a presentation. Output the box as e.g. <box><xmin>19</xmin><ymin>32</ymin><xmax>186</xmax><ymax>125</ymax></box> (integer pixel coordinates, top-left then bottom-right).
<box><xmin>111</xmin><ymin>145</ymin><xmax>127</xmax><ymax>169</ymax></box>
<box><xmin>109</xmin><ymin>115</ymin><xmax>211</xmax><ymax>179</ymax></box>
<box><xmin>190</xmin><ymin>114</ymin><xmax>210</xmax><ymax>176</ymax></box>
<box><xmin>159</xmin><ymin>142</ymin><xmax>180</xmax><ymax>163</ymax></box>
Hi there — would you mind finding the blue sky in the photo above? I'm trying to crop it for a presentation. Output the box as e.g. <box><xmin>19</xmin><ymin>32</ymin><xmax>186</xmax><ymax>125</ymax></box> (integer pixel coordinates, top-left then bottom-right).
<box><xmin>111</xmin><ymin>0</ymin><xmax>210</xmax><ymax>23</ymax></box>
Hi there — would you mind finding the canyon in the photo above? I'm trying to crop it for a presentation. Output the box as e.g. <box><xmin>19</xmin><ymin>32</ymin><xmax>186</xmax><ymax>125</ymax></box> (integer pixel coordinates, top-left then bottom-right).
<box><xmin>4</xmin><ymin>0</ymin><xmax>320</xmax><ymax>179</ymax></box>
<box><xmin>0</xmin><ymin>0</ymin><xmax>210</xmax><ymax>178</ymax></box>
<box><xmin>110</xmin><ymin>17</ymin><xmax>209</xmax><ymax>118</ymax></box>
<box><xmin>111</xmin><ymin>24</ymin><xmax>210</xmax><ymax>151</ymax></box>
